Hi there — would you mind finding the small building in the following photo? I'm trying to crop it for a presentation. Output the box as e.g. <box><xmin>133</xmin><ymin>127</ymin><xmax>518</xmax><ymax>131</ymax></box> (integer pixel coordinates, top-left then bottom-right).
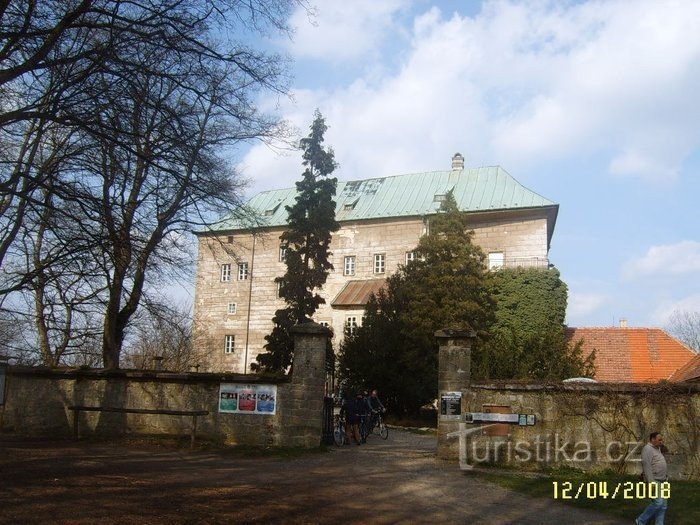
<box><xmin>566</xmin><ymin>326</ymin><xmax>697</xmax><ymax>382</ymax></box>
<box><xmin>670</xmin><ymin>353</ymin><xmax>700</xmax><ymax>383</ymax></box>
<box><xmin>194</xmin><ymin>154</ymin><xmax>558</xmax><ymax>372</ymax></box>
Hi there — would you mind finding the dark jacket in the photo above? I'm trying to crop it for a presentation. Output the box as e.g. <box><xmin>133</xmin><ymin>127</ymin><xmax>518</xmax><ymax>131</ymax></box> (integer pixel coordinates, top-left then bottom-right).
<box><xmin>341</xmin><ymin>398</ymin><xmax>367</xmax><ymax>423</ymax></box>
<box><xmin>367</xmin><ymin>395</ymin><xmax>385</xmax><ymax>412</ymax></box>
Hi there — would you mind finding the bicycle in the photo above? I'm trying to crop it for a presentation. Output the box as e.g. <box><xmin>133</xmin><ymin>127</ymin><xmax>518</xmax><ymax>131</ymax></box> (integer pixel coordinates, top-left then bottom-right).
<box><xmin>366</xmin><ymin>410</ymin><xmax>389</xmax><ymax>440</ymax></box>
<box><xmin>333</xmin><ymin>414</ymin><xmax>346</xmax><ymax>446</ymax></box>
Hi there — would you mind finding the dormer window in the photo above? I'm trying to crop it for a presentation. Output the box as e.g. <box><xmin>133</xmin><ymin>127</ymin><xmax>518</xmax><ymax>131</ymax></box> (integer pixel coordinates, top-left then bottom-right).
<box><xmin>433</xmin><ymin>194</ymin><xmax>446</xmax><ymax>203</ymax></box>
<box><xmin>265</xmin><ymin>202</ymin><xmax>281</xmax><ymax>216</ymax></box>
<box><xmin>343</xmin><ymin>197</ymin><xmax>360</xmax><ymax>211</ymax></box>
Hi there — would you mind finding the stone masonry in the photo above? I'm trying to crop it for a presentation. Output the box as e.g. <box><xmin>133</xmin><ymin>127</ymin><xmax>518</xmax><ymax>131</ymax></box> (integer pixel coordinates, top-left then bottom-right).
<box><xmin>0</xmin><ymin>324</ymin><xmax>330</xmax><ymax>448</ymax></box>
<box><xmin>194</xmin><ymin>210</ymin><xmax>550</xmax><ymax>373</ymax></box>
<box><xmin>436</xmin><ymin>331</ymin><xmax>700</xmax><ymax>480</ymax></box>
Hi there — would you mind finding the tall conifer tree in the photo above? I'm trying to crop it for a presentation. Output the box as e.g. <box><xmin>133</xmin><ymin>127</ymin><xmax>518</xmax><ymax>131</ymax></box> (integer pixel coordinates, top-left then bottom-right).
<box><xmin>253</xmin><ymin>111</ymin><xmax>339</xmax><ymax>372</ymax></box>
<box><xmin>338</xmin><ymin>192</ymin><xmax>495</xmax><ymax>413</ymax></box>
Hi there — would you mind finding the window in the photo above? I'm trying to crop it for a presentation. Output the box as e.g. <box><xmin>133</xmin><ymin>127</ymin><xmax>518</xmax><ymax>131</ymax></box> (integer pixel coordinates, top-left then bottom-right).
<box><xmin>405</xmin><ymin>251</ymin><xmax>416</xmax><ymax>265</ymax></box>
<box><xmin>374</xmin><ymin>253</ymin><xmax>385</xmax><ymax>274</ymax></box>
<box><xmin>343</xmin><ymin>197</ymin><xmax>360</xmax><ymax>211</ymax></box>
<box><xmin>220</xmin><ymin>264</ymin><xmax>231</xmax><ymax>282</ymax></box>
<box><xmin>488</xmin><ymin>252</ymin><xmax>504</xmax><ymax>270</ymax></box>
<box><xmin>345</xmin><ymin>316</ymin><xmax>358</xmax><ymax>336</ymax></box>
<box><xmin>344</xmin><ymin>255</ymin><xmax>356</xmax><ymax>276</ymax></box>
<box><xmin>224</xmin><ymin>335</ymin><xmax>235</xmax><ymax>354</ymax></box>
<box><xmin>227</xmin><ymin>302</ymin><xmax>237</xmax><ymax>314</ymax></box>
<box><xmin>238</xmin><ymin>262</ymin><xmax>249</xmax><ymax>280</ymax></box>
<box><xmin>227</xmin><ymin>235</ymin><xmax>234</xmax><ymax>244</ymax></box>
<box><xmin>279</xmin><ymin>245</ymin><xmax>287</xmax><ymax>262</ymax></box>
<box><xmin>276</xmin><ymin>280</ymin><xmax>283</xmax><ymax>298</ymax></box>
<box><xmin>265</xmin><ymin>203</ymin><xmax>281</xmax><ymax>216</ymax></box>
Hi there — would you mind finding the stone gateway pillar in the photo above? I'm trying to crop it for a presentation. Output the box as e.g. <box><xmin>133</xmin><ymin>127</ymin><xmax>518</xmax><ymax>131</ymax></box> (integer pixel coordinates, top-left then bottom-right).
<box><xmin>435</xmin><ymin>329</ymin><xmax>476</xmax><ymax>459</ymax></box>
<box><xmin>288</xmin><ymin>322</ymin><xmax>330</xmax><ymax>447</ymax></box>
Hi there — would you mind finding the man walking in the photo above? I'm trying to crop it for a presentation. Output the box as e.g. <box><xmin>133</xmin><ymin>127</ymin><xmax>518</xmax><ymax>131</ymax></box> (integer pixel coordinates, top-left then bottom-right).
<box><xmin>635</xmin><ymin>431</ymin><xmax>668</xmax><ymax>525</ymax></box>
<box><xmin>340</xmin><ymin>392</ymin><xmax>365</xmax><ymax>445</ymax></box>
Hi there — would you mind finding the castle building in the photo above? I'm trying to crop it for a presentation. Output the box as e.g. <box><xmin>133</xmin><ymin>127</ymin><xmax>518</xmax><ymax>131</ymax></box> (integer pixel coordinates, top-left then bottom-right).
<box><xmin>193</xmin><ymin>153</ymin><xmax>558</xmax><ymax>372</ymax></box>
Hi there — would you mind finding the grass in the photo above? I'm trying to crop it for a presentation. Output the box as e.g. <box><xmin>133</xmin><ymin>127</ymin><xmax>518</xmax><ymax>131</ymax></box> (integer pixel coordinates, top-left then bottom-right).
<box><xmin>475</xmin><ymin>466</ymin><xmax>699</xmax><ymax>525</ymax></box>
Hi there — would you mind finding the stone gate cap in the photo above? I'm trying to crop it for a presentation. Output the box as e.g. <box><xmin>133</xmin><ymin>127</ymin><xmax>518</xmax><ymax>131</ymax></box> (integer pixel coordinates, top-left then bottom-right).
<box><xmin>290</xmin><ymin>322</ymin><xmax>332</xmax><ymax>336</ymax></box>
<box><xmin>434</xmin><ymin>329</ymin><xmax>477</xmax><ymax>339</ymax></box>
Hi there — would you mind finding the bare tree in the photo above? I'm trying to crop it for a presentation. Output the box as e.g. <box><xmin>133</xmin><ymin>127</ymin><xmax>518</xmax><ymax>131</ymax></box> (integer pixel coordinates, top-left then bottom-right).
<box><xmin>2</xmin><ymin>0</ymin><xmax>296</xmax><ymax>269</ymax></box>
<box><xmin>0</xmin><ymin>306</ymin><xmax>26</xmax><ymax>363</ymax></box>
<box><xmin>0</xmin><ymin>0</ymin><xmax>296</xmax><ymax>128</ymax></box>
<box><xmin>1</xmin><ymin>0</ymin><xmax>302</xmax><ymax>368</ymax></box>
<box><xmin>667</xmin><ymin>309</ymin><xmax>700</xmax><ymax>353</ymax></box>
<box><xmin>122</xmin><ymin>302</ymin><xmax>195</xmax><ymax>372</ymax></box>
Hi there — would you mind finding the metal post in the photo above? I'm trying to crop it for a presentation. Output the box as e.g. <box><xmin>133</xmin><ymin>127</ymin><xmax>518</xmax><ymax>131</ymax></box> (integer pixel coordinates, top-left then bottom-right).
<box><xmin>191</xmin><ymin>414</ymin><xmax>197</xmax><ymax>449</ymax></box>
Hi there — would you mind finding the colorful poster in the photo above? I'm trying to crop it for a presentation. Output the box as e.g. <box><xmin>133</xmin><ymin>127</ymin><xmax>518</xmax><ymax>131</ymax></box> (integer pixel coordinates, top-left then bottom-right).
<box><xmin>219</xmin><ymin>390</ymin><xmax>238</xmax><ymax>411</ymax></box>
<box><xmin>256</xmin><ymin>385</ymin><xmax>276</xmax><ymax>413</ymax></box>
<box><xmin>218</xmin><ymin>384</ymin><xmax>277</xmax><ymax>415</ymax></box>
<box><xmin>238</xmin><ymin>387</ymin><xmax>256</xmax><ymax>412</ymax></box>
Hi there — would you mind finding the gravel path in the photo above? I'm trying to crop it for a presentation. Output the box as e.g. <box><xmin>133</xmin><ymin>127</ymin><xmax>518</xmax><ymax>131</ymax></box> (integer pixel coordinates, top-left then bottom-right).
<box><xmin>0</xmin><ymin>429</ymin><xmax>628</xmax><ymax>524</ymax></box>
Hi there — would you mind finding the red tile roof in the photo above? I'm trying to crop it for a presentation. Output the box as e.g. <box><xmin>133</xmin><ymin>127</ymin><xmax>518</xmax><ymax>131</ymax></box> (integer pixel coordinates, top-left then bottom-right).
<box><xmin>669</xmin><ymin>353</ymin><xmax>700</xmax><ymax>383</ymax></box>
<box><xmin>331</xmin><ymin>279</ymin><xmax>386</xmax><ymax>307</ymax></box>
<box><xmin>566</xmin><ymin>327</ymin><xmax>696</xmax><ymax>383</ymax></box>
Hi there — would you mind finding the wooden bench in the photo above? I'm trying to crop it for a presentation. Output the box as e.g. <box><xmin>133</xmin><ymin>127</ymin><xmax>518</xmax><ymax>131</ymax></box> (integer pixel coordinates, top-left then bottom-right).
<box><xmin>68</xmin><ymin>406</ymin><xmax>209</xmax><ymax>448</ymax></box>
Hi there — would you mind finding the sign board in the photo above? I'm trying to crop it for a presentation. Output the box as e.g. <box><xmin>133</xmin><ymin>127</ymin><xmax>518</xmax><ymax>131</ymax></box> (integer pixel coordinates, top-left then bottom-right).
<box><xmin>219</xmin><ymin>383</ymin><xmax>277</xmax><ymax>415</ymax></box>
<box><xmin>465</xmin><ymin>412</ymin><xmax>536</xmax><ymax>425</ymax></box>
<box><xmin>440</xmin><ymin>391</ymin><xmax>462</xmax><ymax>420</ymax></box>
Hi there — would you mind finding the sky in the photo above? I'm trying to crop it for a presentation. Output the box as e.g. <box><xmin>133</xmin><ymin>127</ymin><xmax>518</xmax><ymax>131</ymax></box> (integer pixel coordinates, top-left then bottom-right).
<box><xmin>217</xmin><ymin>0</ymin><xmax>700</xmax><ymax>329</ymax></box>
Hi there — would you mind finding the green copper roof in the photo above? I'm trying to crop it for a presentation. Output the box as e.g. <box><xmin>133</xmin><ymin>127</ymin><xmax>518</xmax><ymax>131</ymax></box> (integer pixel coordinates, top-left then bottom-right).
<box><xmin>215</xmin><ymin>166</ymin><xmax>557</xmax><ymax>231</ymax></box>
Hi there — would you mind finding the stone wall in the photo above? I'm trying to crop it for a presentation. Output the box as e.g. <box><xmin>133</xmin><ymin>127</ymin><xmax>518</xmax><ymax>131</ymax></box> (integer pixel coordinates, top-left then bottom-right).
<box><xmin>436</xmin><ymin>333</ymin><xmax>700</xmax><ymax>480</ymax></box>
<box><xmin>456</xmin><ymin>382</ymin><xmax>700</xmax><ymax>480</ymax></box>
<box><xmin>0</xmin><ymin>324</ymin><xmax>329</xmax><ymax>448</ymax></box>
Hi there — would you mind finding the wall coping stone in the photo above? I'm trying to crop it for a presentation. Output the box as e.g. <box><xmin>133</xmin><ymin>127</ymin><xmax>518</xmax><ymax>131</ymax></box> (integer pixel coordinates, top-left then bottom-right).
<box><xmin>6</xmin><ymin>366</ymin><xmax>290</xmax><ymax>385</ymax></box>
<box><xmin>435</xmin><ymin>329</ymin><xmax>477</xmax><ymax>339</ymax></box>
<box><xmin>468</xmin><ymin>380</ymin><xmax>700</xmax><ymax>393</ymax></box>
<box><xmin>290</xmin><ymin>322</ymin><xmax>332</xmax><ymax>336</ymax></box>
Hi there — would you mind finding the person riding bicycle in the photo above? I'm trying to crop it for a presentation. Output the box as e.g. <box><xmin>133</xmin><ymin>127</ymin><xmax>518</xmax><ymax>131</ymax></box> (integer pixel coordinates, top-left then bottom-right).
<box><xmin>365</xmin><ymin>389</ymin><xmax>386</xmax><ymax>434</ymax></box>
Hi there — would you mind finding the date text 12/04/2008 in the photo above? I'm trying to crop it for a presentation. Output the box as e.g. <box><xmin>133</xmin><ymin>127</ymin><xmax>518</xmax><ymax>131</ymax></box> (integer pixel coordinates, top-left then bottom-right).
<box><xmin>552</xmin><ymin>481</ymin><xmax>670</xmax><ymax>500</ymax></box>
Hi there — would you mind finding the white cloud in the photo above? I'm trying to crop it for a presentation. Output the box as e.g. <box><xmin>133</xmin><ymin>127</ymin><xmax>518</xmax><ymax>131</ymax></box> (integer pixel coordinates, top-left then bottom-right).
<box><xmin>650</xmin><ymin>294</ymin><xmax>700</xmax><ymax>326</ymax></box>
<box><xmin>566</xmin><ymin>291</ymin><xmax>609</xmax><ymax>325</ymax></box>
<box><xmin>484</xmin><ymin>0</ymin><xmax>700</xmax><ymax>181</ymax></box>
<box><xmin>241</xmin><ymin>0</ymin><xmax>700</xmax><ymax>191</ymax></box>
<box><xmin>622</xmin><ymin>241</ymin><xmax>700</xmax><ymax>280</ymax></box>
<box><xmin>608</xmin><ymin>150</ymin><xmax>660</xmax><ymax>178</ymax></box>
<box><xmin>286</xmin><ymin>0</ymin><xmax>409</xmax><ymax>63</ymax></box>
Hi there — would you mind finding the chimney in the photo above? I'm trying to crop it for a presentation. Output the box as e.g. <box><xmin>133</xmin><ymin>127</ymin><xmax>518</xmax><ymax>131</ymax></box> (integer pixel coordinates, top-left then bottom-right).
<box><xmin>619</xmin><ymin>318</ymin><xmax>628</xmax><ymax>328</ymax></box>
<box><xmin>451</xmin><ymin>152</ymin><xmax>464</xmax><ymax>170</ymax></box>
